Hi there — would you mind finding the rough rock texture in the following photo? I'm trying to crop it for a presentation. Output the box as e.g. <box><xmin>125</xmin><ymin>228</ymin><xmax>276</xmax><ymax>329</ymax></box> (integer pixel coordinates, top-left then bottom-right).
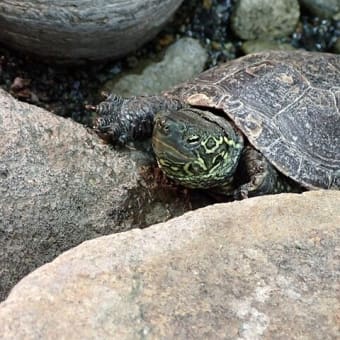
<box><xmin>231</xmin><ymin>0</ymin><xmax>300</xmax><ymax>40</ymax></box>
<box><xmin>335</xmin><ymin>37</ymin><xmax>340</xmax><ymax>54</ymax></box>
<box><xmin>241</xmin><ymin>40</ymin><xmax>297</xmax><ymax>54</ymax></box>
<box><xmin>103</xmin><ymin>38</ymin><xmax>208</xmax><ymax>97</ymax></box>
<box><xmin>0</xmin><ymin>0</ymin><xmax>183</xmax><ymax>62</ymax></box>
<box><xmin>0</xmin><ymin>191</ymin><xmax>339</xmax><ymax>339</ymax></box>
<box><xmin>0</xmin><ymin>89</ymin><xmax>190</xmax><ymax>301</ymax></box>
<box><xmin>299</xmin><ymin>0</ymin><xmax>340</xmax><ymax>19</ymax></box>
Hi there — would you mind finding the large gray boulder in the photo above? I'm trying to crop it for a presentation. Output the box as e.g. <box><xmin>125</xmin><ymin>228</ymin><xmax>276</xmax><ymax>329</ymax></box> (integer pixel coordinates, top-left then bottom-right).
<box><xmin>0</xmin><ymin>191</ymin><xmax>339</xmax><ymax>339</ymax></box>
<box><xmin>0</xmin><ymin>89</ymin><xmax>190</xmax><ymax>301</ymax></box>
<box><xmin>0</xmin><ymin>0</ymin><xmax>183</xmax><ymax>62</ymax></box>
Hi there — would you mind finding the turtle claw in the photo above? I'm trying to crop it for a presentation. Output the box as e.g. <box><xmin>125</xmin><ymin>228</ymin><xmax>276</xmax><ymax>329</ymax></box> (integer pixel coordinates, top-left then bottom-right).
<box><xmin>232</xmin><ymin>186</ymin><xmax>249</xmax><ymax>200</ymax></box>
<box><xmin>100</xmin><ymin>90</ymin><xmax>110</xmax><ymax>99</ymax></box>
<box><xmin>85</xmin><ymin>104</ymin><xmax>97</xmax><ymax>111</ymax></box>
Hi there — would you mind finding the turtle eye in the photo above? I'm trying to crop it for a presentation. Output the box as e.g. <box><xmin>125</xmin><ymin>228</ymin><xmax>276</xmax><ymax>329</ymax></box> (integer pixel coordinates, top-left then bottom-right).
<box><xmin>186</xmin><ymin>135</ymin><xmax>200</xmax><ymax>145</ymax></box>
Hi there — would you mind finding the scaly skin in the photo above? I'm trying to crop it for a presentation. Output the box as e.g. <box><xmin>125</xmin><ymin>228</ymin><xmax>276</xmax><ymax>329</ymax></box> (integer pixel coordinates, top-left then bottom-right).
<box><xmin>92</xmin><ymin>96</ymin><xmax>299</xmax><ymax>198</ymax></box>
<box><xmin>93</xmin><ymin>94</ymin><xmax>182</xmax><ymax>145</ymax></box>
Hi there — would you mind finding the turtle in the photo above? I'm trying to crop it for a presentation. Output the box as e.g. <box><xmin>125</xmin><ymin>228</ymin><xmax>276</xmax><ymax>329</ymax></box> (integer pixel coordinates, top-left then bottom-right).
<box><xmin>91</xmin><ymin>50</ymin><xmax>340</xmax><ymax>198</ymax></box>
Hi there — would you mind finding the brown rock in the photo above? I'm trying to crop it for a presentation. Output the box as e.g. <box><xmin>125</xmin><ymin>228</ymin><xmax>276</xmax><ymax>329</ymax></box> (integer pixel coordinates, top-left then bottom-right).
<box><xmin>0</xmin><ymin>191</ymin><xmax>339</xmax><ymax>339</ymax></box>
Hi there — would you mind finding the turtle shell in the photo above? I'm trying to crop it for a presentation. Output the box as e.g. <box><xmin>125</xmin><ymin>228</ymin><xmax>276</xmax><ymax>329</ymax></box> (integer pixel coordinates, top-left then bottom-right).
<box><xmin>166</xmin><ymin>51</ymin><xmax>340</xmax><ymax>189</ymax></box>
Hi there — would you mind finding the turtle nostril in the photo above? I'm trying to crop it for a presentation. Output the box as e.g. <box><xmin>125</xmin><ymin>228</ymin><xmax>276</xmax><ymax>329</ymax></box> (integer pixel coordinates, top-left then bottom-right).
<box><xmin>163</xmin><ymin>123</ymin><xmax>170</xmax><ymax>134</ymax></box>
<box><xmin>156</xmin><ymin>118</ymin><xmax>170</xmax><ymax>135</ymax></box>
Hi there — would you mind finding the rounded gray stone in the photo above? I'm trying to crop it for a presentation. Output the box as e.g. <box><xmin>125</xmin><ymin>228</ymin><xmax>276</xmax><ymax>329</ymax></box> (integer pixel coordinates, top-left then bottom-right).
<box><xmin>0</xmin><ymin>0</ymin><xmax>183</xmax><ymax>62</ymax></box>
<box><xmin>231</xmin><ymin>0</ymin><xmax>300</xmax><ymax>40</ymax></box>
<box><xmin>103</xmin><ymin>37</ymin><xmax>208</xmax><ymax>97</ymax></box>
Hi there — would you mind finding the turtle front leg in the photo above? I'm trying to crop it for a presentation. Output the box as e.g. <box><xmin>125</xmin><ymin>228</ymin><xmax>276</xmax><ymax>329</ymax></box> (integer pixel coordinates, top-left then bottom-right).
<box><xmin>233</xmin><ymin>146</ymin><xmax>299</xmax><ymax>199</ymax></box>
<box><xmin>91</xmin><ymin>94</ymin><xmax>182</xmax><ymax>145</ymax></box>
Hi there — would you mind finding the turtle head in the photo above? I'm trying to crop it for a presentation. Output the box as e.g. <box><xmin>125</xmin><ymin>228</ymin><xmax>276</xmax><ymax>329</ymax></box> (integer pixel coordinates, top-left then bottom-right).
<box><xmin>152</xmin><ymin>107</ymin><xmax>244</xmax><ymax>189</ymax></box>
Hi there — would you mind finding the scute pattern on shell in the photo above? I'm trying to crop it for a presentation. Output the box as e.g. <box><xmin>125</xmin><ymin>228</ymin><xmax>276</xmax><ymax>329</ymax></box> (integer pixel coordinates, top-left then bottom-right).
<box><xmin>166</xmin><ymin>51</ymin><xmax>340</xmax><ymax>189</ymax></box>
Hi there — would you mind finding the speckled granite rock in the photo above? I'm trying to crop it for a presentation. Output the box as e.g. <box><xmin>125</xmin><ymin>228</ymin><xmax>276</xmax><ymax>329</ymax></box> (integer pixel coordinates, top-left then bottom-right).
<box><xmin>0</xmin><ymin>89</ymin><xmax>190</xmax><ymax>301</ymax></box>
<box><xmin>103</xmin><ymin>37</ymin><xmax>208</xmax><ymax>97</ymax></box>
<box><xmin>0</xmin><ymin>191</ymin><xmax>339</xmax><ymax>339</ymax></box>
<box><xmin>231</xmin><ymin>0</ymin><xmax>300</xmax><ymax>40</ymax></box>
